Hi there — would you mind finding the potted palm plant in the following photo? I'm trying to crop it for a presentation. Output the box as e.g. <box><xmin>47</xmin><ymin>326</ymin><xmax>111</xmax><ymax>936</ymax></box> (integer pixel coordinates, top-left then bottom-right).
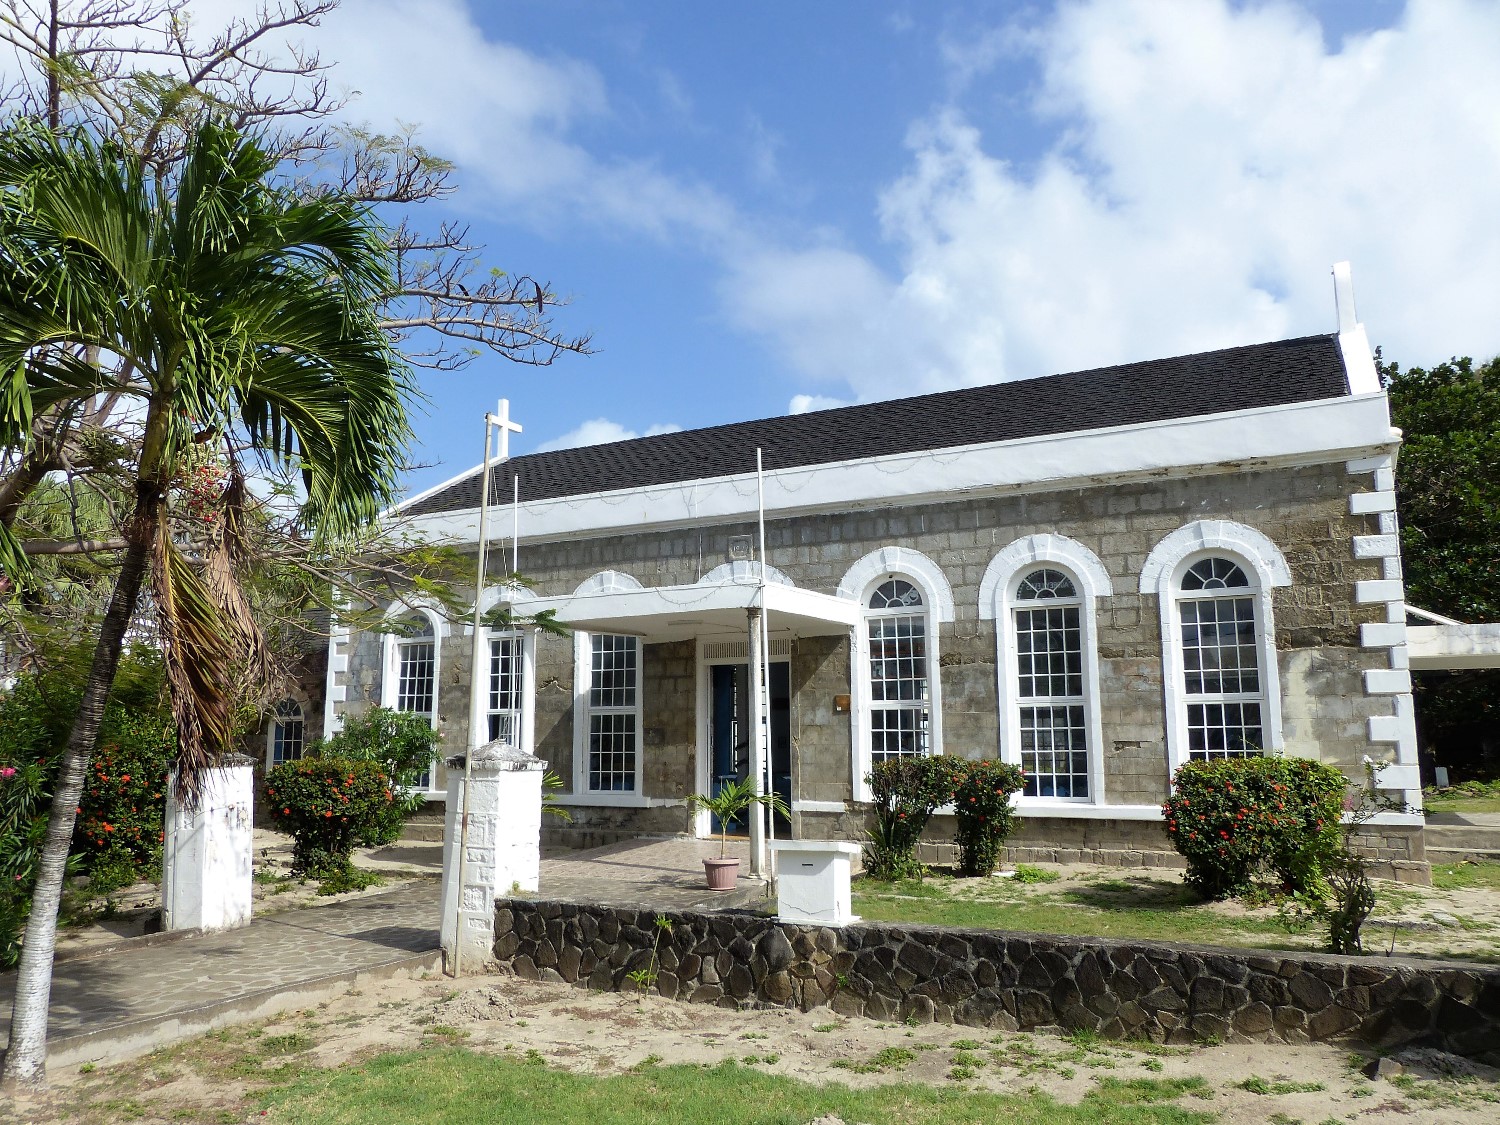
<box><xmin>687</xmin><ymin>779</ymin><xmax>790</xmax><ymax>890</ymax></box>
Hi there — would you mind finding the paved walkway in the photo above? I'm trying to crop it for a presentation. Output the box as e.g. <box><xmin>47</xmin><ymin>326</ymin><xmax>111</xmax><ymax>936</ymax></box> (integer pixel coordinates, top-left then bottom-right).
<box><xmin>0</xmin><ymin>835</ymin><xmax>766</xmax><ymax>1068</ymax></box>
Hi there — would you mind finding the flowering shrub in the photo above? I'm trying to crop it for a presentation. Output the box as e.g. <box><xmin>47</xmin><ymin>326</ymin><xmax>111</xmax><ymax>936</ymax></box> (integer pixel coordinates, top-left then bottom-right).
<box><xmin>74</xmin><ymin>714</ymin><xmax>174</xmax><ymax>893</ymax></box>
<box><xmin>951</xmin><ymin>759</ymin><xmax>1026</xmax><ymax>876</ymax></box>
<box><xmin>1162</xmin><ymin>756</ymin><xmax>1347</xmax><ymax>900</ymax></box>
<box><xmin>0</xmin><ymin>664</ymin><xmax>174</xmax><ymax>965</ymax></box>
<box><xmin>264</xmin><ymin>757</ymin><xmax>394</xmax><ymax>884</ymax></box>
<box><xmin>306</xmin><ymin>706</ymin><xmax>438</xmax><ymax>845</ymax></box>
<box><xmin>864</xmin><ymin>755</ymin><xmax>962</xmax><ymax>880</ymax></box>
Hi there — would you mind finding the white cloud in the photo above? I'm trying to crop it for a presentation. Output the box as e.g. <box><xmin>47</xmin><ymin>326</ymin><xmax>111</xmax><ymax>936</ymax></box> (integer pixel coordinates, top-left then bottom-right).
<box><xmin>788</xmin><ymin>393</ymin><xmax>852</xmax><ymax>414</ymax></box>
<box><xmin>535</xmin><ymin>418</ymin><xmax>682</xmax><ymax>452</ymax></box>
<box><xmin>727</xmin><ymin>0</ymin><xmax>1500</xmax><ymax>400</ymax></box>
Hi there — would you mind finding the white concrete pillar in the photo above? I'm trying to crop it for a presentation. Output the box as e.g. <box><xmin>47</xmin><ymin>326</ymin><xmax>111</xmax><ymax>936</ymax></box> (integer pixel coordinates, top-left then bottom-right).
<box><xmin>747</xmin><ymin>606</ymin><xmax>767</xmax><ymax>879</ymax></box>
<box><xmin>161</xmin><ymin>755</ymin><xmax>254</xmax><ymax>933</ymax></box>
<box><xmin>440</xmin><ymin>740</ymin><xmax>544</xmax><ymax>974</ymax></box>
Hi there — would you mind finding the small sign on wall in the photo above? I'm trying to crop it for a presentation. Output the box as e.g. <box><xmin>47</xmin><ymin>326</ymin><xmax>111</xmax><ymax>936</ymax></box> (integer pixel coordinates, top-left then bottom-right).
<box><xmin>833</xmin><ymin>694</ymin><xmax>850</xmax><ymax>714</ymax></box>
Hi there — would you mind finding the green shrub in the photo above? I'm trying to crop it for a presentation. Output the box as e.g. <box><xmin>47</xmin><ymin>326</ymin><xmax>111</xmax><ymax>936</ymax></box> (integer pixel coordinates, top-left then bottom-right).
<box><xmin>1162</xmin><ymin>756</ymin><xmax>1346</xmax><ymax>899</ymax></box>
<box><xmin>264</xmin><ymin>757</ymin><xmax>395</xmax><ymax>884</ymax></box>
<box><xmin>951</xmin><ymin>759</ymin><xmax>1026</xmax><ymax>876</ymax></box>
<box><xmin>74</xmin><ymin>714</ymin><xmax>174</xmax><ymax>892</ymax></box>
<box><xmin>864</xmin><ymin>755</ymin><xmax>961</xmax><ymax>880</ymax></box>
<box><xmin>0</xmin><ymin>663</ymin><xmax>173</xmax><ymax>964</ymax></box>
<box><xmin>307</xmin><ymin>707</ymin><xmax>438</xmax><ymax>845</ymax></box>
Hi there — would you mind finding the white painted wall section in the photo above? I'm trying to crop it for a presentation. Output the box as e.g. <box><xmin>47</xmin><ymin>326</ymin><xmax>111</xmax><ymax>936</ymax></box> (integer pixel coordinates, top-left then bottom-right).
<box><xmin>439</xmin><ymin>742</ymin><xmax>544</xmax><ymax>974</ymax></box>
<box><xmin>161</xmin><ymin>758</ymin><xmax>254</xmax><ymax>933</ymax></box>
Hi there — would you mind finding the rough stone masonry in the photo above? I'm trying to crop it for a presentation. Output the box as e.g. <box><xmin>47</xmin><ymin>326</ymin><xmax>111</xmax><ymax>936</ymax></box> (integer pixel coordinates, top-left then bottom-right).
<box><xmin>495</xmin><ymin>898</ymin><xmax>1500</xmax><ymax>1064</ymax></box>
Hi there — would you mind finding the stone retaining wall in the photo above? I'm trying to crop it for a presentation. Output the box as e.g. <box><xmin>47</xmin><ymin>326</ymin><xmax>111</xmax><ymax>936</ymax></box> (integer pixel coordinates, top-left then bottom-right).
<box><xmin>494</xmin><ymin>898</ymin><xmax>1500</xmax><ymax>1064</ymax></box>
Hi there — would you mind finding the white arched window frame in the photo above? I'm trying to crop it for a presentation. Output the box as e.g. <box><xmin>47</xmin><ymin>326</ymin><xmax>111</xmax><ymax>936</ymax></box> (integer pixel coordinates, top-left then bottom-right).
<box><xmin>379</xmin><ymin>601</ymin><xmax>450</xmax><ymax>794</ymax></box>
<box><xmin>1140</xmin><ymin>522</ymin><xmax>1291</xmax><ymax>773</ymax></box>
<box><xmin>980</xmin><ymin>535</ymin><xmax>1112</xmax><ymax>806</ymax></box>
<box><xmin>266</xmin><ymin>698</ymin><xmax>305</xmax><ymax>769</ymax></box>
<box><xmin>838</xmin><ymin>548</ymin><xmax>952</xmax><ymax>803</ymax></box>
<box><xmin>468</xmin><ymin>584</ymin><xmax>538</xmax><ymax>757</ymax></box>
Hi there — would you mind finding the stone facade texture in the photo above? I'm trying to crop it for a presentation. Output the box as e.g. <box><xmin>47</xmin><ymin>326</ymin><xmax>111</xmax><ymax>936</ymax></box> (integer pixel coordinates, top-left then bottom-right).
<box><xmin>336</xmin><ymin>457</ymin><xmax>1424</xmax><ymax>872</ymax></box>
<box><xmin>495</xmin><ymin>898</ymin><xmax>1500</xmax><ymax>1064</ymax></box>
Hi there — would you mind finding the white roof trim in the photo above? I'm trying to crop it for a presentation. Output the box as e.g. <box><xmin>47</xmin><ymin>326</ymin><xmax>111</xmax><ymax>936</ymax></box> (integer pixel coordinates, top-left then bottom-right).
<box><xmin>403</xmin><ymin>393</ymin><xmax>1397</xmax><ymax>548</ymax></box>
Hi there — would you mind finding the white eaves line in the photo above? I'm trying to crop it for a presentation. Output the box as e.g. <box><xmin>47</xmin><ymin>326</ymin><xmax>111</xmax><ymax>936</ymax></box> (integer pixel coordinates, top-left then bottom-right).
<box><xmin>402</xmin><ymin>393</ymin><xmax>1399</xmax><ymax>547</ymax></box>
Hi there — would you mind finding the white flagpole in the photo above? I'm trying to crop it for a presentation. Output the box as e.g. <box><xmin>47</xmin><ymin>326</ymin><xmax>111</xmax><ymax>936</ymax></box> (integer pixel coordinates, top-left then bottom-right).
<box><xmin>756</xmin><ymin>448</ymin><xmax>775</xmax><ymax>862</ymax></box>
<box><xmin>512</xmin><ymin>474</ymin><xmax>520</xmax><ymax>577</ymax></box>
<box><xmin>453</xmin><ymin>407</ymin><xmax>497</xmax><ymax>977</ymax></box>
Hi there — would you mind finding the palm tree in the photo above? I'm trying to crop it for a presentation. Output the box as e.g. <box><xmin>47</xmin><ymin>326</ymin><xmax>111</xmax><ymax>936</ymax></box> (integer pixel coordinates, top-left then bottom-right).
<box><xmin>0</xmin><ymin>118</ymin><xmax>414</xmax><ymax>1089</ymax></box>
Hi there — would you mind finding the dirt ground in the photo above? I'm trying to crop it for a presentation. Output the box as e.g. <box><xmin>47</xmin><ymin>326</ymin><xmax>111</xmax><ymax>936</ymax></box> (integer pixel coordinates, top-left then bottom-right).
<box><xmin>10</xmin><ymin>969</ymin><xmax>1498</xmax><ymax>1124</ymax></box>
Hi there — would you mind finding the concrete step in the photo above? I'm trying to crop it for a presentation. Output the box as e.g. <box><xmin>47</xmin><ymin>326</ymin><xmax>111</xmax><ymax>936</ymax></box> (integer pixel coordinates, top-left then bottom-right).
<box><xmin>1422</xmin><ymin>824</ymin><xmax>1500</xmax><ymax>849</ymax></box>
<box><xmin>400</xmin><ymin>820</ymin><xmax>445</xmax><ymax>843</ymax></box>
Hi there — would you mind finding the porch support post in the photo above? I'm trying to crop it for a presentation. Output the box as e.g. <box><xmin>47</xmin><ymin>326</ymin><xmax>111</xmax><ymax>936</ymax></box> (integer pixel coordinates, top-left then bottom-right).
<box><xmin>747</xmin><ymin>606</ymin><xmax>767</xmax><ymax>878</ymax></box>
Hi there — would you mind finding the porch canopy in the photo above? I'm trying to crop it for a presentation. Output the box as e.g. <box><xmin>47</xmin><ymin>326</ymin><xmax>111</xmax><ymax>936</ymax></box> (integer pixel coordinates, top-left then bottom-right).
<box><xmin>523</xmin><ymin>576</ymin><xmax>861</xmax><ymax>644</ymax></box>
<box><xmin>1405</xmin><ymin>606</ymin><xmax>1500</xmax><ymax>670</ymax></box>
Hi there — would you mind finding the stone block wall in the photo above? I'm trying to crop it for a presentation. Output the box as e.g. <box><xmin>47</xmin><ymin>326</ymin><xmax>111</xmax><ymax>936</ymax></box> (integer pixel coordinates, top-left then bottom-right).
<box><xmin>333</xmin><ymin>455</ymin><xmax>1424</xmax><ymax>874</ymax></box>
<box><xmin>494</xmin><ymin>898</ymin><xmax>1500</xmax><ymax>1064</ymax></box>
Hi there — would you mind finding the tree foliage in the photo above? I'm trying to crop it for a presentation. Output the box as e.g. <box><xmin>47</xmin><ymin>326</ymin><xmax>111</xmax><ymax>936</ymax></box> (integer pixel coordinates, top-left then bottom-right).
<box><xmin>1382</xmin><ymin>353</ymin><xmax>1500</xmax><ymax>780</ymax></box>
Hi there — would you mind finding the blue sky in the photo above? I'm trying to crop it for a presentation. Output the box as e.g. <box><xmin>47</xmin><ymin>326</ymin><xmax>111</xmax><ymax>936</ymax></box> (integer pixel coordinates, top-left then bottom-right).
<box><xmin>238</xmin><ymin>1</ymin><xmax>1499</xmax><ymax>497</ymax></box>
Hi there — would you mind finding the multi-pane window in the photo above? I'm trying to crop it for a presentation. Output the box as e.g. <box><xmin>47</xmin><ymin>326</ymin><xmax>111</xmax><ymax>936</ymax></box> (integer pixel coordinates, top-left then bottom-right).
<box><xmin>268</xmin><ymin>699</ymin><xmax>304</xmax><ymax>768</ymax></box>
<box><xmin>487</xmin><ymin>633</ymin><xmax>525</xmax><ymax>745</ymax></box>
<box><xmin>394</xmin><ymin>617</ymin><xmax>437</xmax><ymax>787</ymax></box>
<box><xmin>1013</xmin><ymin>568</ymin><xmax>1089</xmax><ymax>798</ymax></box>
<box><xmin>867</xmin><ymin>579</ymin><xmax>930</xmax><ymax>764</ymax></box>
<box><xmin>587</xmin><ymin>635</ymin><xmax>639</xmax><ymax>791</ymax></box>
<box><xmin>1177</xmin><ymin>557</ymin><xmax>1264</xmax><ymax>759</ymax></box>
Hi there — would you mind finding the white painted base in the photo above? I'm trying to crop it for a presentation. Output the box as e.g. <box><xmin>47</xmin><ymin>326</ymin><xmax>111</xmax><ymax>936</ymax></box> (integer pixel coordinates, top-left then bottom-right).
<box><xmin>771</xmin><ymin>840</ymin><xmax>861</xmax><ymax>926</ymax></box>
<box><xmin>439</xmin><ymin>743</ymin><xmax>544</xmax><ymax>974</ymax></box>
<box><xmin>161</xmin><ymin>760</ymin><xmax>254</xmax><ymax>933</ymax></box>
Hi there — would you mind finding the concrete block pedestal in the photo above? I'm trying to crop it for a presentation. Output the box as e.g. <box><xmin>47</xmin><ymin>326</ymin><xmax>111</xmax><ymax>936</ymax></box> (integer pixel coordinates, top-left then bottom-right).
<box><xmin>161</xmin><ymin>756</ymin><xmax>254</xmax><ymax>933</ymax></box>
<box><xmin>439</xmin><ymin>740</ymin><xmax>544</xmax><ymax>974</ymax></box>
<box><xmin>770</xmin><ymin>840</ymin><xmax>861</xmax><ymax>926</ymax></box>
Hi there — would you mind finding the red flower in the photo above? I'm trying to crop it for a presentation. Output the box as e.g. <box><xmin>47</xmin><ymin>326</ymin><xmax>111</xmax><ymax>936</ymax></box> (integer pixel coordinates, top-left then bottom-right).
<box><xmin>283</xmin><ymin>808</ymin><xmax>290</xmax><ymax>816</ymax></box>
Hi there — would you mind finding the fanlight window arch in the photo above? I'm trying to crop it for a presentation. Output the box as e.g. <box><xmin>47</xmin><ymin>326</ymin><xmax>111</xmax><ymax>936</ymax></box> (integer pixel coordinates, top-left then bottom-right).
<box><xmin>1011</xmin><ymin>567</ymin><xmax>1088</xmax><ymax>798</ymax></box>
<box><xmin>865</xmin><ymin>577</ymin><xmax>932</xmax><ymax>764</ymax></box>
<box><xmin>1176</xmin><ymin>555</ymin><xmax>1264</xmax><ymax>759</ymax></box>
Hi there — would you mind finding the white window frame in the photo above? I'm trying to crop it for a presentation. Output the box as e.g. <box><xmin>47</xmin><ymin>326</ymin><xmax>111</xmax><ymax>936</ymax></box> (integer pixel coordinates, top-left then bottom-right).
<box><xmin>378</xmin><ymin>601</ymin><xmax>449</xmax><ymax>796</ymax></box>
<box><xmin>265</xmin><ymin>698</ymin><xmax>306</xmax><ymax>770</ymax></box>
<box><xmin>839</xmin><ymin>548</ymin><xmax>952</xmax><ymax>803</ymax></box>
<box><xmin>980</xmin><ymin>534</ymin><xmax>1111</xmax><ymax>807</ymax></box>
<box><xmin>572</xmin><ymin>631</ymin><xmax>645</xmax><ymax>802</ymax></box>
<box><xmin>468</xmin><ymin>584</ymin><xmax>538</xmax><ymax>757</ymax></box>
<box><xmin>1140</xmin><ymin>521</ymin><xmax>1291</xmax><ymax>775</ymax></box>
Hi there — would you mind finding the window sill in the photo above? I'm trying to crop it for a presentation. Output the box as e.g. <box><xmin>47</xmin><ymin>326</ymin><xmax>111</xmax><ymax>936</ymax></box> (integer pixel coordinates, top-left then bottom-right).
<box><xmin>551</xmin><ymin>793</ymin><xmax>681</xmax><ymax>809</ymax></box>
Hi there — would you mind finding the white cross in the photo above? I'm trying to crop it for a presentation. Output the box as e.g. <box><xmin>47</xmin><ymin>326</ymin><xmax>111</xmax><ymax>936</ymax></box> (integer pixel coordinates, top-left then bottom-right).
<box><xmin>491</xmin><ymin>398</ymin><xmax>523</xmax><ymax>461</ymax></box>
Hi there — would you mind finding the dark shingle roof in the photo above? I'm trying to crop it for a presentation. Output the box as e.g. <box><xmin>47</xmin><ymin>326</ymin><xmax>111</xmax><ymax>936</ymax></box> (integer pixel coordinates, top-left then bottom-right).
<box><xmin>403</xmin><ymin>334</ymin><xmax>1350</xmax><ymax>516</ymax></box>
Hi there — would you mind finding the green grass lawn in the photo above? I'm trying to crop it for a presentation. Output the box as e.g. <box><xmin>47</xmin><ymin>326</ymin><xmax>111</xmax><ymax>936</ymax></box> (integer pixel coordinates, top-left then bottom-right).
<box><xmin>259</xmin><ymin>1049</ymin><xmax>1216</xmax><ymax>1125</ymax></box>
<box><xmin>1427</xmin><ymin>796</ymin><xmax>1500</xmax><ymax>814</ymax></box>
<box><xmin>851</xmin><ymin>873</ymin><xmax>1303</xmax><ymax>950</ymax></box>
<box><xmin>1431</xmin><ymin>860</ymin><xmax>1500</xmax><ymax>891</ymax></box>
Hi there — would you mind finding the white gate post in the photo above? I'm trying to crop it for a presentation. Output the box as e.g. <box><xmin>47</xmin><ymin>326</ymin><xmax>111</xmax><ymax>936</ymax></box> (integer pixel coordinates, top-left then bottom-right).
<box><xmin>161</xmin><ymin>754</ymin><xmax>255</xmax><ymax>932</ymax></box>
<box><xmin>440</xmin><ymin>740</ymin><xmax>544</xmax><ymax>974</ymax></box>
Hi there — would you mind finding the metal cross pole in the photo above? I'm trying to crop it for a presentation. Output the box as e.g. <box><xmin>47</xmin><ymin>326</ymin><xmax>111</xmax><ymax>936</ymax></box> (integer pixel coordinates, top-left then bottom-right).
<box><xmin>452</xmin><ymin>402</ymin><xmax>506</xmax><ymax>977</ymax></box>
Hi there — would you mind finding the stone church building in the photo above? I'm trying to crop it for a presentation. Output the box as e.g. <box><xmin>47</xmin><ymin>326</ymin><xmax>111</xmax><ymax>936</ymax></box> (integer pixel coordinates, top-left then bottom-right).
<box><xmin>323</xmin><ymin>307</ymin><xmax>1429</xmax><ymax>882</ymax></box>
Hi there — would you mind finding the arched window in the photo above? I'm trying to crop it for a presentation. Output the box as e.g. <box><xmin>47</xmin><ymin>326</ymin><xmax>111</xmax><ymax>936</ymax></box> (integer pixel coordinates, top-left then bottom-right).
<box><xmin>1141</xmin><ymin>521</ymin><xmax>1289</xmax><ymax>771</ymax></box>
<box><xmin>267</xmin><ymin>699</ymin><xmax>304</xmax><ymax>768</ymax></box>
<box><xmin>1012</xmin><ymin>568</ymin><xmax>1090</xmax><ymax>798</ymax></box>
<box><xmin>486</xmin><ymin>630</ymin><xmax>526</xmax><ymax>746</ymax></box>
<box><xmin>981</xmin><ymin>534</ymin><xmax>1111</xmax><ymax>805</ymax></box>
<box><xmin>865</xmin><ymin>578</ymin><xmax>933</xmax><ymax>765</ymax></box>
<box><xmin>1175</xmin><ymin>556</ymin><xmax>1265</xmax><ymax>759</ymax></box>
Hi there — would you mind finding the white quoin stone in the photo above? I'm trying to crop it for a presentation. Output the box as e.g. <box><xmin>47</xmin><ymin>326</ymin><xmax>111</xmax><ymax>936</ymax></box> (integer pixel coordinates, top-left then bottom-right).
<box><xmin>770</xmin><ymin>840</ymin><xmax>862</xmax><ymax>926</ymax></box>
<box><xmin>161</xmin><ymin>757</ymin><xmax>254</xmax><ymax>933</ymax></box>
<box><xmin>439</xmin><ymin>739</ymin><xmax>544</xmax><ymax>974</ymax></box>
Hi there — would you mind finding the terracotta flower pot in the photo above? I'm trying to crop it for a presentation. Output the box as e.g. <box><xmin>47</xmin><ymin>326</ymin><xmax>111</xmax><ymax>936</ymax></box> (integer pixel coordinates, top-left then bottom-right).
<box><xmin>703</xmin><ymin>856</ymin><xmax>740</xmax><ymax>891</ymax></box>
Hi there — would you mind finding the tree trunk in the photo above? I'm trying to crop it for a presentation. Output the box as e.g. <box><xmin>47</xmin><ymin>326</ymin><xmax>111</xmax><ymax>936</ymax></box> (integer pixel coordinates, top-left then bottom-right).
<box><xmin>0</xmin><ymin>490</ymin><xmax>158</xmax><ymax>1090</ymax></box>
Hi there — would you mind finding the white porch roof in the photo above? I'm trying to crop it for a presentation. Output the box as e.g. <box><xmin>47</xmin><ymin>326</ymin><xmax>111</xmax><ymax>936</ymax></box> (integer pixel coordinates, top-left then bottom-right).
<box><xmin>1407</xmin><ymin>622</ymin><xmax>1500</xmax><ymax>670</ymax></box>
<box><xmin>524</xmin><ymin>579</ymin><xmax>861</xmax><ymax>644</ymax></box>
